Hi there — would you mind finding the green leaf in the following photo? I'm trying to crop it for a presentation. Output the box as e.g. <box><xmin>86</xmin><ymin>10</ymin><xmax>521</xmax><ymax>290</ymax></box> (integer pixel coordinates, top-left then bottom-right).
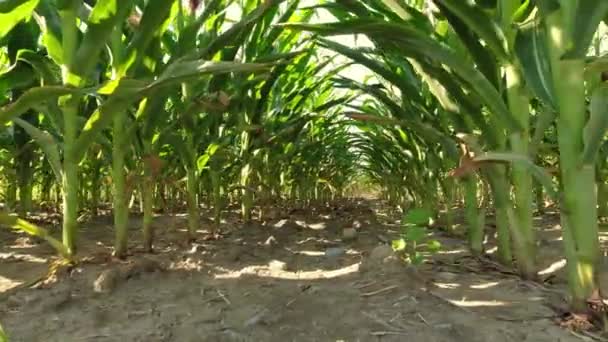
<box><xmin>14</xmin><ymin>49</ymin><xmax>60</xmax><ymax>84</ymax></box>
<box><xmin>427</xmin><ymin>240</ymin><xmax>441</xmax><ymax>253</ymax></box>
<box><xmin>562</xmin><ymin>1</ymin><xmax>608</xmax><ymax>59</ymax></box>
<box><xmin>434</xmin><ymin>0</ymin><xmax>509</xmax><ymax>61</ymax></box>
<box><xmin>147</xmin><ymin>60</ymin><xmax>274</xmax><ymax>93</ymax></box>
<box><xmin>13</xmin><ymin>117</ymin><xmax>63</xmax><ymax>183</ymax></box>
<box><xmin>281</xmin><ymin>20</ymin><xmax>521</xmax><ymax>133</ymax></box>
<box><xmin>0</xmin><ymin>322</ymin><xmax>6</xmax><ymax>342</ymax></box>
<box><xmin>514</xmin><ymin>20</ymin><xmax>557</xmax><ymax>109</ymax></box>
<box><xmin>120</xmin><ymin>0</ymin><xmax>176</xmax><ymax>76</ymax></box>
<box><xmin>473</xmin><ymin>151</ymin><xmax>558</xmax><ymax>201</ymax></box>
<box><xmin>392</xmin><ymin>238</ymin><xmax>406</xmax><ymax>251</ymax></box>
<box><xmin>512</xmin><ymin>0</ymin><xmax>531</xmax><ymax>22</ymax></box>
<box><xmin>404</xmin><ymin>225</ymin><xmax>427</xmax><ymax>243</ymax></box>
<box><xmin>0</xmin><ymin>86</ymin><xmax>83</xmax><ymax>126</ymax></box>
<box><xmin>198</xmin><ymin>0</ymin><xmax>287</xmax><ymax>59</ymax></box>
<box><xmin>435</xmin><ymin>1</ymin><xmax>500</xmax><ymax>88</ymax></box>
<box><xmin>0</xmin><ymin>213</ymin><xmax>72</xmax><ymax>259</ymax></box>
<box><xmin>196</xmin><ymin>143</ymin><xmax>221</xmax><ymax>171</ymax></box>
<box><xmin>536</xmin><ymin>0</ymin><xmax>560</xmax><ymax>15</ymax></box>
<box><xmin>0</xmin><ymin>0</ymin><xmax>30</xmax><ymax>12</ymax></box>
<box><xmin>74</xmin><ymin>60</ymin><xmax>274</xmax><ymax>161</ymax></box>
<box><xmin>73</xmin><ymin>96</ymin><xmax>130</xmax><ymax>162</ymax></box>
<box><xmin>529</xmin><ymin>104</ymin><xmax>555</xmax><ymax>156</ymax></box>
<box><xmin>582</xmin><ymin>83</ymin><xmax>608</xmax><ymax>166</ymax></box>
<box><xmin>33</xmin><ymin>0</ymin><xmax>63</xmax><ymax>64</ymax></box>
<box><xmin>72</xmin><ymin>0</ymin><xmax>135</xmax><ymax>81</ymax></box>
<box><xmin>410</xmin><ymin>252</ymin><xmax>425</xmax><ymax>265</ymax></box>
<box><xmin>0</xmin><ymin>63</ymin><xmax>36</xmax><ymax>94</ymax></box>
<box><xmin>403</xmin><ymin>208</ymin><xmax>432</xmax><ymax>226</ymax></box>
<box><xmin>0</xmin><ymin>0</ymin><xmax>39</xmax><ymax>39</ymax></box>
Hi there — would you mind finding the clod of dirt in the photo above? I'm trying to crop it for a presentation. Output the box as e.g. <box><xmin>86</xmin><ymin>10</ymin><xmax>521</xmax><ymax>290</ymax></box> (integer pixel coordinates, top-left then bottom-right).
<box><xmin>268</xmin><ymin>260</ymin><xmax>287</xmax><ymax>272</ymax></box>
<box><xmin>93</xmin><ymin>268</ymin><xmax>121</xmax><ymax>294</ymax></box>
<box><xmin>370</xmin><ymin>244</ymin><xmax>394</xmax><ymax>261</ymax></box>
<box><xmin>342</xmin><ymin>228</ymin><xmax>358</xmax><ymax>241</ymax></box>
<box><xmin>325</xmin><ymin>246</ymin><xmax>346</xmax><ymax>258</ymax></box>
<box><xmin>187</xmin><ymin>244</ymin><xmax>205</xmax><ymax>254</ymax></box>
<box><xmin>93</xmin><ymin>257</ymin><xmax>163</xmax><ymax>294</ymax></box>
<box><xmin>263</xmin><ymin>235</ymin><xmax>278</xmax><ymax>247</ymax></box>
<box><xmin>5</xmin><ymin>294</ymin><xmax>22</xmax><ymax>309</ymax></box>
<box><xmin>123</xmin><ymin>257</ymin><xmax>164</xmax><ymax>279</ymax></box>
<box><xmin>435</xmin><ymin>271</ymin><xmax>458</xmax><ymax>282</ymax></box>
<box><xmin>265</xmin><ymin>207</ymin><xmax>282</xmax><ymax>220</ymax></box>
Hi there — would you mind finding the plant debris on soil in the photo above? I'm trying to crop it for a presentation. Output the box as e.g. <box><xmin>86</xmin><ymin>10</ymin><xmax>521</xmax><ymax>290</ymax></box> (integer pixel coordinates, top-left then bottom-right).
<box><xmin>0</xmin><ymin>200</ymin><xmax>594</xmax><ymax>341</ymax></box>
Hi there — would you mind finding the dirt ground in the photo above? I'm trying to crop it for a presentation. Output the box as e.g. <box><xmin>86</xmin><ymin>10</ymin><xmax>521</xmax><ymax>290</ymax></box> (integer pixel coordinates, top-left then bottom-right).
<box><xmin>0</xmin><ymin>200</ymin><xmax>590</xmax><ymax>341</ymax></box>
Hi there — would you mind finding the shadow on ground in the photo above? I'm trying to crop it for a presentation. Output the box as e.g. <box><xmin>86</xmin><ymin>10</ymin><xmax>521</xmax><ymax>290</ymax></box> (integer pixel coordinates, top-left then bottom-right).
<box><xmin>0</xmin><ymin>200</ymin><xmax>581</xmax><ymax>341</ymax></box>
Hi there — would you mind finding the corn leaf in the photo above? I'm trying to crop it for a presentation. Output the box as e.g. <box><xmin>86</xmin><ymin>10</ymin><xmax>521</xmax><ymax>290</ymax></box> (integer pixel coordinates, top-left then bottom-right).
<box><xmin>33</xmin><ymin>0</ymin><xmax>63</xmax><ymax>65</ymax></box>
<box><xmin>0</xmin><ymin>86</ymin><xmax>84</xmax><ymax>125</ymax></box>
<box><xmin>514</xmin><ymin>20</ymin><xmax>557</xmax><ymax>109</ymax></box>
<box><xmin>0</xmin><ymin>322</ymin><xmax>6</xmax><ymax>342</ymax></box>
<box><xmin>13</xmin><ymin>117</ymin><xmax>63</xmax><ymax>182</ymax></box>
<box><xmin>0</xmin><ymin>0</ymin><xmax>39</xmax><ymax>39</ymax></box>
<box><xmin>0</xmin><ymin>213</ymin><xmax>72</xmax><ymax>259</ymax></box>
<box><xmin>72</xmin><ymin>0</ymin><xmax>136</xmax><ymax>80</ymax></box>
<box><xmin>582</xmin><ymin>83</ymin><xmax>608</xmax><ymax>166</ymax></box>
<box><xmin>74</xmin><ymin>61</ymin><xmax>274</xmax><ymax>161</ymax></box>
<box><xmin>562</xmin><ymin>1</ymin><xmax>608</xmax><ymax>59</ymax></box>
<box><xmin>434</xmin><ymin>0</ymin><xmax>509</xmax><ymax>61</ymax></box>
<box><xmin>280</xmin><ymin>19</ymin><xmax>521</xmax><ymax>133</ymax></box>
<box><xmin>14</xmin><ymin>49</ymin><xmax>60</xmax><ymax>84</ymax></box>
<box><xmin>120</xmin><ymin>0</ymin><xmax>176</xmax><ymax>76</ymax></box>
<box><xmin>473</xmin><ymin>152</ymin><xmax>558</xmax><ymax>201</ymax></box>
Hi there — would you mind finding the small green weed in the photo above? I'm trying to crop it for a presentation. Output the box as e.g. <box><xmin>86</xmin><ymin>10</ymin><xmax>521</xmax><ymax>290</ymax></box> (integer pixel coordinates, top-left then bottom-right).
<box><xmin>0</xmin><ymin>322</ymin><xmax>8</xmax><ymax>342</ymax></box>
<box><xmin>391</xmin><ymin>208</ymin><xmax>441</xmax><ymax>265</ymax></box>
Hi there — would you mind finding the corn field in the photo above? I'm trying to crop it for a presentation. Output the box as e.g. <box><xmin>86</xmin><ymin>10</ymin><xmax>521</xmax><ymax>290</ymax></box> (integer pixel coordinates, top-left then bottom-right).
<box><xmin>1</xmin><ymin>0</ymin><xmax>608</xmax><ymax>340</ymax></box>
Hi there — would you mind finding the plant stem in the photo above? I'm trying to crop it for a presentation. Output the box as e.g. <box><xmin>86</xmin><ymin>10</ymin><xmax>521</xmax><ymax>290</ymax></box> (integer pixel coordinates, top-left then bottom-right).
<box><xmin>112</xmin><ymin>110</ymin><xmax>129</xmax><ymax>258</ymax></box>
<box><xmin>485</xmin><ymin>167</ymin><xmax>513</xmax><ymax>265</ymax></box>
<box><xmin>186</xmin><ymin>168</ymin><xmax>199</xmax><ymax>241</ymax></box>
<box><xmin>211</xmin><ymin>168</ymin><xmax>221</xmax><ymax>230</ymax></box>
<box><xmin>142</xmin><ymin>172</ymin><xmax>154</xmax><ymax>252</ymax></box>
<box><xmin>62</xmin><ymin>97</ymin><xmax>79</xmax><ymax>256</ymax></box>
<box><xmin>546</xmin><ymin>11</ymin><xmax>601</xmax><ymax>310</ymax></box>
<box><xmin>505</xmin><ymin>63</ymin><xmax>536</xmax><ymax>278</ymax></box>
<box><xmin>463</xmin><ymin>175</ymin><xmax>484</xmax><ymax>255</ymax></box>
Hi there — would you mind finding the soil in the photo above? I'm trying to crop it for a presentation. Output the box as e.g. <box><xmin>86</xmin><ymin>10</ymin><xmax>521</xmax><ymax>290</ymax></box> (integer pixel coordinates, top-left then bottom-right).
<box><xmin>0</xmin><ymin>200</ymin><xmax>588</xmax><ymax>341</ymax></box>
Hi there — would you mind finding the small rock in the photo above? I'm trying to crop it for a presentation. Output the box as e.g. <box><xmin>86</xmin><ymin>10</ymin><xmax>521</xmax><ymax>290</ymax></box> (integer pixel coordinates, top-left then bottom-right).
<box><xmin>187</xmin><ymin>244</ymin><xmax>205</xmax><ymax>254</ymax></box>
<box><xmin>263</xmin><ymin>235</ymin><xmax>278</xmax><ymax>247</ymax></box>
<box><xmin>370</xmin><ymin>245</ymin><xmax>394</xmax><ymax>261</ymax></box>
<box><xmin>268</xmin><ymin>260</ymin><xmax>287</xmax><ymax>272</ymax></box>
<box><xmin>93</xmin><ymin>268</ymin><xmax>121</xmax><ymax>294</ymax></box>
<box><xmin>325</xmin><ymin>247</ymin><xmax>346</xmax><ymax>258</ymax></box>
<box><xmin>435</xmin><ymin>271</ymin><xmax>458</xmax><ymax>282</ymax></box>
<box><xmin>342</xmin><ymin>228</ymin><xmax>358</xmax><ymax>241</ymax></box>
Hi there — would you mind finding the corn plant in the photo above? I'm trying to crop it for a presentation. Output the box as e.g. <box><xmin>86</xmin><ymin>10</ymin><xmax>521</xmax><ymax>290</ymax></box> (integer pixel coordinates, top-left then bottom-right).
<box><xmin>283</xmin><ymin>0</ymin><xmax>608</xmax><ymax>311</ymax></box>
